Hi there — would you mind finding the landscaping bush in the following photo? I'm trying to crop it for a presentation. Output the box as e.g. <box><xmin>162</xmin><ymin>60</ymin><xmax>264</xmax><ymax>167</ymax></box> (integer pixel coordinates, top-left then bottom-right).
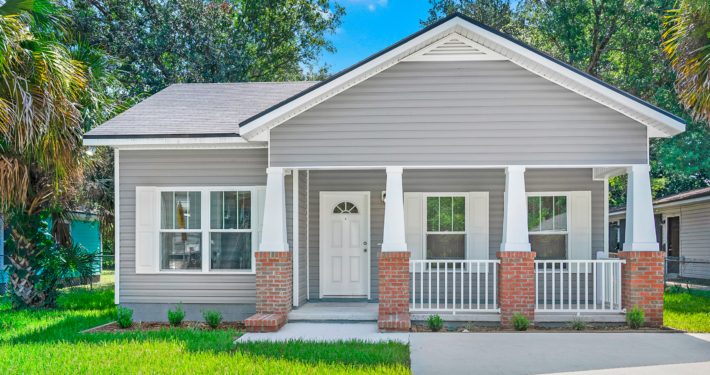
<box><xmin>426</xmin><ymin>314</ymin><xmax>444</xmax><ymax>332</ymax></box>
<box><xmin>512</xmin><ymin>313</ymin><xmax>529</xmax><ymax>331</ymax></box>
<box><xmin>203</xmin><ymin>310</ymin><xmax>222</xmax><ymax>329</ymax></box>
<box><xmin>116</xmin><ymin>307</ymin><xmax>133</xmax><ymax>328</ymax></box>
<box><xmin>666</xmin><ymin>284</ymin><xmax>686</xmax><ymax>294</ymax></box>
<box><xmin>627</xmin><ymin>306</ymin><xmax>645</xmax><ymax>329</ymax></box>
<box><xmin>570</xmin><ymin>319</ymin><xmax>587</xmax><ymax>331</ymax></box>
<box><xmin>167</xmin><ymin>304</ymin><xmax>185</xmax><ymax>326</ymax></box>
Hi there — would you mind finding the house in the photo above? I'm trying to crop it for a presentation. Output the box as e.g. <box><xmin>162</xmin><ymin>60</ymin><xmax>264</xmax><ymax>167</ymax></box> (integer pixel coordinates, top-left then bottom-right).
<box><xmin>610</xmin><ymin>187</ymin><xmax>710</xmax><ymax>280</ymax></box>
<box><xmin>0</xmin><ymin>212</ymin><xmax>103</xmax><ymax>294</ymax></box>
<box><xmin>83</xmin><ymin>14</ymin><xmax>685</xmax><ymax>331</ymax></box>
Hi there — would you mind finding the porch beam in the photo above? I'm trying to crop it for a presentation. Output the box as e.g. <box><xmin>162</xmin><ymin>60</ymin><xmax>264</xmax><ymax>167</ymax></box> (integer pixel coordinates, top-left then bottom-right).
<box><xmin>623</xmin><ymin>164</ymin><xmax>659</xmax><ymax>251</ymax></box>
<box><xmin>259</xmin><ymin>167</ymin><xmax>289</xmax><ymax>252</ymax></box>
<box><xmin>382</xmin><ymin>166</ymin><xmax>407</xmax><ymax>252</ymax></box>
<box><xmin>500</xmin><ymin>166</ymin><xmax>531</xmax><ymax>251</ymax></box>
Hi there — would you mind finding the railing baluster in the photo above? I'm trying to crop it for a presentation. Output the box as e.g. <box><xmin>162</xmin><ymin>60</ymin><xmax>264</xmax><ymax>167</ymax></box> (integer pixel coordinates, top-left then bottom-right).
<box><xmin>468</xmin><ymin>261</ymin><xmax>472</xmax><ymax>310</ymax></box>
<box><xmin>484</xmin><ymin>261</ymin><xmax>489</xmax><ymax>310</ymax></box>
<box><xmin>585</xmin><ymin>262</ymin><xmax>589</xmax><ymax>311</ymax></box>
<box><xmin>476</xmin><ymin>262</ymin><xmax>481</xmax><ymax>310</ymax></box>
<box><xmin>444</xmin><ymin>262</ymin><xmax>448</xmax><ymax>311</ymax></box>
<box><xmin>428</xmin><ymin>261</ymin><xmax>432</xmax><ymax>310</ymax></box>
<box><xmin>436</xmin><ymin>262</ymin><xmax>440</xmax><ymax>310</ymax></box>
<box><xmin>601</xmin><ymin>262</ymin><xmax>606</xmax><ymax>311</ymax></box>
<box><xmin>493</xmin><ymin>262</ymin><xmax>497</xmax><ymax>310</ymax></box>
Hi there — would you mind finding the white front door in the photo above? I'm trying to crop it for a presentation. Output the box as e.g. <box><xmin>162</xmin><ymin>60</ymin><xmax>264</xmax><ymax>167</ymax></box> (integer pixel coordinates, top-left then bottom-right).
<box><xmin>320</xmin><ymin>192</ymin><xmax>370</xmax><ymax>298</ymax></box>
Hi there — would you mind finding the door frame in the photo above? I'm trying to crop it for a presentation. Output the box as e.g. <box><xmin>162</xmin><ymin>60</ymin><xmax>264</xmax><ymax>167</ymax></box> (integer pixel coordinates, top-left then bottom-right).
<box><xmin>318</xmin><ymin>191</ymin><xmax>371</xmax><ymax>299</ymax></box>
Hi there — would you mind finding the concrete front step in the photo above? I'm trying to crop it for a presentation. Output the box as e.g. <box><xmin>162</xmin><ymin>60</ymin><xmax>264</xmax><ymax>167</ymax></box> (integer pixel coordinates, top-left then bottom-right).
<box><xmin>288</xmin><ymin>302</ymin><xmax>378</xmax><ymax>322</ymax></box>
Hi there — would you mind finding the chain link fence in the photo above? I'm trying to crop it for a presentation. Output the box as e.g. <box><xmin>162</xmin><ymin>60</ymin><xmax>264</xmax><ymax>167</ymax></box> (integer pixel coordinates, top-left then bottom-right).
<box><xmin>665</xmin><ymin>256</ymin><xmax>710</xmax><ymax>288</ymax></box>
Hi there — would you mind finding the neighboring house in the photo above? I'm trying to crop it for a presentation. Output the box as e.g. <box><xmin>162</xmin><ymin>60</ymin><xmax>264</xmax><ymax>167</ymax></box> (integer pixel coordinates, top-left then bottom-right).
<box><xmin>84</xmin><ymin>14</ymin><xmax>685</xmax><ymax>330</ymax></box>
<box><xmin>610</xmin><ymin>187</ymin><xmax>710</xmax><ymax>279</ymax></box>
<box><xmin>0</xmin><ymin>212</ymin><xmax>102</xmax><ymax>294</ymax></box>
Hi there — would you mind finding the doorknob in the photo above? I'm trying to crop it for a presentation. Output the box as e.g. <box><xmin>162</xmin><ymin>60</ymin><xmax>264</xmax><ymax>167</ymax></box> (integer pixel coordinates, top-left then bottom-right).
<box><xmin>363</xmin><ymin>241</ymin><xmax>368</xmax><ymax>245</ymax></box>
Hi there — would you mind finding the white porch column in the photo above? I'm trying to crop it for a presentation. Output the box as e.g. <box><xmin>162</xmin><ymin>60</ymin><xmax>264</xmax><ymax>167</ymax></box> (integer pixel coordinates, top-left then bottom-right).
<box><xmin>500</xmin><ymin>166</ymin><xmax>531</xmax><ymax>251</ymax></box>
<box><xmin>623</xmin><ymin>164</ymin><xmax>659</xmax><ymax>251</ymax></box>
<box><xmin>259</xmin><ymin>167</ymin><xmax>289</xmax><ymax>252</ymax></box>
<box><xmin>382</xmin><ymin>167</ymin><xmax>407</xmax><ymax>252</ymax></box>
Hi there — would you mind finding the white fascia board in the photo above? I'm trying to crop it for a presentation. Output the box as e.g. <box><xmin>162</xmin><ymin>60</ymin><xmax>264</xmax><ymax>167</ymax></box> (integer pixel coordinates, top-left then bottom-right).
<box><xmin>83</xmin><ymin>136</ymin><xmax>265</xmax><ymax>149</ymax></box>
<box><xmin>240</xmin><ymin>16</ymin><xmax>684</xmax><ymax>140</ymax></box>
<box><xmin>448</xmin><ymin>18</ymin><xmax>686</xmax><ymax>137</ymax></box>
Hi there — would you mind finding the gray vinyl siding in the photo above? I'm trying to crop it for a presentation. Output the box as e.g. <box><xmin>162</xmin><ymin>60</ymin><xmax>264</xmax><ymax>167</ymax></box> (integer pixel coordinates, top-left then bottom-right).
<box><xmin>678</xmin><ymin>202</ymin><xmax>710</xmax><ymax>279</ymax></box>
<box><xmin>308</xmin><ymin>168</ymin><xmax>605</xmax><ymax>300</ymax></box>
<box><xmin>118</xmin><ymin>148</ymin><xmax>268</xmax><ymax>304</ymax></box>
<box><xmin>298</xmin><ymin>171</ymin><xmax>308</xmax><ymax>304</ymax></box>
<box><xmin>270</xmin><ymin>61</ymin><xmax>648</xmax><ymax>168</ymax></box>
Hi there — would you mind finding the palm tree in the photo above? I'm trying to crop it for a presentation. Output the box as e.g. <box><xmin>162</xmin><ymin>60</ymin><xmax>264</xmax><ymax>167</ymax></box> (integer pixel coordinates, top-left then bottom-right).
<box><xmin>0</xmin><ymin>0</ymin><xmax>88</xmax><ymax>306</ymax></box>
<box><xmin>662</xmin><ymin>0</ymin><xmax>710</xmax><ymax>123</ymax></box>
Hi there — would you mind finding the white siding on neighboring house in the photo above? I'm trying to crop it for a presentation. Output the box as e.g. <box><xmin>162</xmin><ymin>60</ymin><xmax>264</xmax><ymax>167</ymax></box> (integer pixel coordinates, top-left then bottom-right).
<box><xmin>270</xmin><ymin>61</ymin><xmax>648</xmax><ymax>168</ymax></box>
<box><xmin>678</xmin><ymin>202</ymin><xmax>710</xmax><ymax>279</ymax></box>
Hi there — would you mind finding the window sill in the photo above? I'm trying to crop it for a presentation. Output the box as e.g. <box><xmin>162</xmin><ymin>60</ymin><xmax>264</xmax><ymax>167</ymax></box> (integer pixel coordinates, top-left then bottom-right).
<box><xmin>147</xmin><ymin>270</ymin><xmax>256</xmax><ymax>275</ymax></box>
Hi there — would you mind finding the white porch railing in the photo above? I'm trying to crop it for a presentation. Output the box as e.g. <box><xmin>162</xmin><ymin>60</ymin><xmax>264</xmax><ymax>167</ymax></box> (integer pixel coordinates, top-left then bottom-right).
<box><xmin>534</xmin><ymin>259</ymin><xmax>626</xmax><ymax>313</ymax></box>
<box><xmin>410</xmin><ymin>260</ymin><xmax>500</xmax><ymax>314</ymax></box>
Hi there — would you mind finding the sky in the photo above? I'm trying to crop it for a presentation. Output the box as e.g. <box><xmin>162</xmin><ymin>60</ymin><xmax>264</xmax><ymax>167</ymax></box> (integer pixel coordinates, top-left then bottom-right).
<box><xmin>317</xmin><ymin>1</ymin><xmax>432</xmax><ymax>72</ymax></box>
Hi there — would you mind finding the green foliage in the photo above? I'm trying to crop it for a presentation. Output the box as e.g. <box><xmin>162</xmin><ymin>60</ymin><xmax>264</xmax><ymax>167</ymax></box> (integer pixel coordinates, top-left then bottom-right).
<box><xmin>666</xmin><ymin>284</ymin><xmax>687</xmax><ymax>294</ymax></box>
<box><xmin>627</xmin><ymin>306</ymin><xmax>645</xmax><ymax>329</ymax></box>
<box><xmin>0</xmin><ymin>286</ymin><xmax>409</xmax><ymax>374</ymax></box>
<box><xmin>423</xmin><ymin>0</ymin><xmax>520</xmax><ymax>34</ymax></box>
<box><xmin>67</xmin><ymin>0</ymin><xmax>345</xmax><ymax>96</ymax></box>
<box><xmin>426</xmin><ymin>314</ymin><xmax>444</xmax><ymax>332</ymax></box>
<box><xmin>168</xmin><ymin>304</ymin><xmax>186</xmax><ymax>327</ymax></box>
<box><xmin>202</xmin><ymin>310</ymin><xmax>222</xmax><ymax>329</ymax></box>
<box><xmin>512</xmin><ymin>313</ymin><xmax>530</xmax><ymax>331</ymax></box>
<box><xmin>116</xmin><ymin>307</ymin><xmax>133</xmax><ymax>329</ymax></box>
<box><xmin>511</xmin><ymin>313</ymin><xmax>530</xmax><ymax>331</ymax></box>
<box><xmin>570</xmin><ymin>319</ymin><xmax>587</xmax><ymax>331</ymax></box>
<box><xmin>664</xmin><ymin>288</ymin><xmax>710</xmax><ymax>332</ymax></box>
<box><xmin>56</xmin><ymin>286</ymin><xmax>114</xmax><ymax>310</ymax></box>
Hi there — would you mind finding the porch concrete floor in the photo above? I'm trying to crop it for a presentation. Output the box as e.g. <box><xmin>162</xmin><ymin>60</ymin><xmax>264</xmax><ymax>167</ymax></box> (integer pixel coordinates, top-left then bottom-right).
<box><xmin>287</xmin><ymin>302</ymin><xmax>378</xmax><ymax>322</ymax></box>
<box><xmin>410</xmin><ymin>332</ymin><xmax>710</xmax><ymax>375</ymax></box>
<box><xmin>236</xmin><ymin>322</ymin><xmax>409</xmax><ymax>343</ymax></box>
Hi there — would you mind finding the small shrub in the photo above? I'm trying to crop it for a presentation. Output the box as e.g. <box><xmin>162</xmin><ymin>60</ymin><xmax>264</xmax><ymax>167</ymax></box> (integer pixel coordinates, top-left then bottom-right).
<box><xmin>511</xmin><ymin>313</ymin><xmax>529</xmax><ymax>331</ymax></box>
<box><xmin>627</xmin><ymin>306</ymin><xmax>645</xmax><ymax>329</ymax></box>
<box><xmin>666</xmin><ymin>285</ymin><xmax>685</xmax><ymax>294</ymax></box>
<box><xmin>570</xmin><ymin>319</ymin><xmax>587</xmax><ymax>331</ymax></box>
<box><xmin>167</xmin><ymin>304</ymin><xmax>185</xmax><ymax>326</ymax></box>
<box><xmin>203</xmin><ymin>310</ymin><xmax>222</xmax><ymax>329</ymax></box>
<box><xmin>426</xmin><ymin>314</ymin><xmax>444</xmax><ymax>332</ymax></box>
<box><xmin>116</xmin><ymin>307</ymin><xmax>133</xmax><ymax>329</ymax></box>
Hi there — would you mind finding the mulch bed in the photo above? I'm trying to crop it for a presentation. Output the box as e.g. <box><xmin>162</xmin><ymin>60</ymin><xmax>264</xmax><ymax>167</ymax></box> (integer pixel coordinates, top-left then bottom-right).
<box><xmin>83</xmin><ymin>321</ymin><xmax>245</xmax><ymax>333</ymax></box>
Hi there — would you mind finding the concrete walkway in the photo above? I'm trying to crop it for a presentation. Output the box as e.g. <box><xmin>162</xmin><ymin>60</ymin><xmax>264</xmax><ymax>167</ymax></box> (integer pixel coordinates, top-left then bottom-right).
<box><xmin>236</xmin><ymin>322</ymin><xmax>408</xmax><ymax>343</ymax></box>
<box><xmin>410</xmin><ymin>332</ymin><xmax>710</xmax><ymax>375</ymax></box>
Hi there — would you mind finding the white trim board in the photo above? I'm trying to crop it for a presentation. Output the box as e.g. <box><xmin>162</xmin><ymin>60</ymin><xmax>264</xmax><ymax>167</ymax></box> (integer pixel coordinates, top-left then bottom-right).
<box><xmin>239</xmin><ymin>16</ymin><xmax>684</xmax><ymax>140</ymax></box>
<box><xmin>114</xmin><ymin>149</ymin><xmax>120</xmax><ymax>304</ymax></box>
<box><xmin>83</xmin><ymin>136</ymin><xmax>261</xmax><ymax>148</ymax></box>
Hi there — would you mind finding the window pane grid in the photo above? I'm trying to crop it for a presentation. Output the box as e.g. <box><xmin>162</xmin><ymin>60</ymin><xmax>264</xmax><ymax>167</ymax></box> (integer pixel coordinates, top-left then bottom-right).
<box><xmin>426</xmin><ymin>195</ymin><xmax>466</xmax><ymax>260</ymax></box>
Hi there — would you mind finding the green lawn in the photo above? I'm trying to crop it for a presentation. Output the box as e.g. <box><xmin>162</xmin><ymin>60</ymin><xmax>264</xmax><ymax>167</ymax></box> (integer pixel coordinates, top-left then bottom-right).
<box><xmin>664</xmin><ymin>288</ymin><xmax>710</xmax><ymax>332</ymax></box>
<box><xmin>0</xmin><ymin>274</ymin><xmax>409</xmax><ymax>374</ymax></box>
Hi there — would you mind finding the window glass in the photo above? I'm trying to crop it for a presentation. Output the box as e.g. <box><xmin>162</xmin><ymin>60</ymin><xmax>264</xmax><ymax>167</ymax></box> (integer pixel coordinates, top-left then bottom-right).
<box><xmin>161</xmin><ymin>191</ymin><xmax>201</xmax><ymax>229</ymax></box>
<box><xmin>210</xmin><ymin>232</ymin><xmax>251</xmax><ymax>270</ymax></box>
<box><xmin>426</xmin><ymin>196</ymin><xmax>466</xmax><ymax>260</ymax></box>
<box><xmin>528</xmin><ymin>196</ymin><xmax>541</xmax><ymax>231</ymax></box>
<box><xmin>161</xmin><ymin>233</ymin><xmax>202</xmax><ymax>270</ymax></box>
<box><xmin>530</xmin><ymin>234</ymin><xmax>567</xmax><ymax>260</ymax></box>
<box><xmin>554</xmin><ymin>196</ymin><xmax>567</xmax><ymax>231</ymax></box>
<box><xmin>210</xmin><ymin>191</ymin><xmax>251</xmax><ymax>230</ymax></box>
<box><xmin>540</xmin><ymin>196</ymin><xmax>554</xmax><ymax>231</ymax></box>
<box><xmin>528</xmin><ymin>194</ymin><xmax>568</xmax><ymax>260</ymax></box>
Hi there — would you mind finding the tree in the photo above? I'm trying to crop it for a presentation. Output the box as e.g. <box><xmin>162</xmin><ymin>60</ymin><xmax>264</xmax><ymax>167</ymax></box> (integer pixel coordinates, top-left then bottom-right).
<box><xmin>0</xmin><ymin>0</ymin><xmax>109</xmax><ymax>307</ymax></box>
<box><xmin>66</xmin><ymin>0</ymin><xmax>345</xmax><ymax>96</ymax></box>
<box><xmin>422</xmin><ymin>0</ymin><xmax>519</xmax><ymax>34</ymax></box>
<box><xmin>662</xmin><ymin>0</ymin><xmax>710</xmax><ymax>122</ymax></box>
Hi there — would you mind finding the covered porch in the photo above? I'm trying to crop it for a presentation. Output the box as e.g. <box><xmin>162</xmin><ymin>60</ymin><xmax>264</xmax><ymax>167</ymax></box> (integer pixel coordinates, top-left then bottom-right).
<box><xmin>246</xmin><ymin>163</ymin><xmax>662</xmax><ymax>331</ymax></box>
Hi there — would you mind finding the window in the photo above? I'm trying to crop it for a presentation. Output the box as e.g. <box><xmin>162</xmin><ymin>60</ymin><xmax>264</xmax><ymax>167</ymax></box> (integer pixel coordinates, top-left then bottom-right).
<box><xmin>159</xmin><ymin>188</ymin><xmax>258</xmax><ymax>272</ymax></box>
<box><xmin>160</xmin><ymin>191</ymin><xmax>203</xmax><ymax>270</ymax></box>
<box><xmin>528</xmin><ymin>195</ymin><xmax>567</xmax><ymax>260</ymax></box>
<box><xmin>210</xmin><ymin>191</ymin><xmax>252</xmax><ymax>270</ymax></box>
<box><xmin>425</xmin><ymin>195</ymin><xmax>466</xmax><ymax>260</ymax></box>
<box><xmin>333</xmin><ymin>201</ymin><xmax>359</xmax><ymax>214</ymax></box>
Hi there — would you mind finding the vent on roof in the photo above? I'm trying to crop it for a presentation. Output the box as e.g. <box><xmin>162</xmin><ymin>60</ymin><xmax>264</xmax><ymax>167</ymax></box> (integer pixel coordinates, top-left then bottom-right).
<box><xmin>404</xmin><ymin>33</ymin><xmax>506</xmax><ymax>62</ymax></box>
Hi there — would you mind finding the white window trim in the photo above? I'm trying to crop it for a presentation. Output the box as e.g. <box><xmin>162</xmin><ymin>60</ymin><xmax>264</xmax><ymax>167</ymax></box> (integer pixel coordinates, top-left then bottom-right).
<box><xmin>155</xmin><ymin>186</ymin><xmax>264</xmax><ymax>274</ymax></box>
<box><xmin>526</xmin><ymin>191</ymin><xmax>571</xmax><ymax>260</ymax></box>
<box><xmin>422</xmin><ymin>193</ymin><xmax>470</xmax><ymax>260</ymax></box>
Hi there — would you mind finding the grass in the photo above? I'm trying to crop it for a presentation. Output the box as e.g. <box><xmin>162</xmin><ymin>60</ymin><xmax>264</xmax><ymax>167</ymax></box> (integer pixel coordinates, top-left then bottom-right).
<box><xmin>664</xmin><ymin>288</ymin><xmax>710</xmax><ymax>332</ymax></box>
<box><xmin>0</xmin><ymin>272</ymin><xmax>409</xmax><ymax>374</ymax></box>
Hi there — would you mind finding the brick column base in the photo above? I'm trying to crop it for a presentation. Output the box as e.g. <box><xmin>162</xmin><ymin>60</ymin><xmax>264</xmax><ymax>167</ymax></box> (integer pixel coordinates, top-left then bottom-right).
<box><xmin>245</xmin><ymin>251</ymin><xmax>292</xmax><ymax>332</ymax></box>
<box><xmin>618</xmin><ymin>251</ymin><xmax>664</xmax><ymax>328</ymax></box>
<box><xmin>378</xmin><ymin>251</ymin><xmax>410</xmax><ymax>331</ymax></box>
<box><xmin>497</xmin><ymin>251</ymin><xmax>536</xmax><ymax>328</ymax></box>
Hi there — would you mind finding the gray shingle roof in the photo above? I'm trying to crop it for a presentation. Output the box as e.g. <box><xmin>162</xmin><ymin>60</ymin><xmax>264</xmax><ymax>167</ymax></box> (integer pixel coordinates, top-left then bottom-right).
<box><xmin>84</xmin><ymin>82</ymin><xmax>318</xmax><ymax>138</ymax></box>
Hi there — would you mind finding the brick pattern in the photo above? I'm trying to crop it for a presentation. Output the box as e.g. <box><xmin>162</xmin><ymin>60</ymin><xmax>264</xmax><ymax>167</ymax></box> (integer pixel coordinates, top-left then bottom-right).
<box><xmin>378</xmin><ymin>251</ymin><xmax>411</xmax><ymax>331</ymax></box>
<box><xmin>618</xmin><ymin>251</ymin><xmax>665</xmax><ymax>327</ymax></box>
<box><xmin>244</xmin><ymin>313</ymin><xmax>288</xmax><ymax>332</ymax></box>
<box><xmin>497</xmin><ymin>251</ymin><xmax>536</xmax><ymax>328</ymax></box>
<box><xmin>245</xmin><ymin>251</ymin><xmax>292</xmax><ymax>333</ymax></box>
